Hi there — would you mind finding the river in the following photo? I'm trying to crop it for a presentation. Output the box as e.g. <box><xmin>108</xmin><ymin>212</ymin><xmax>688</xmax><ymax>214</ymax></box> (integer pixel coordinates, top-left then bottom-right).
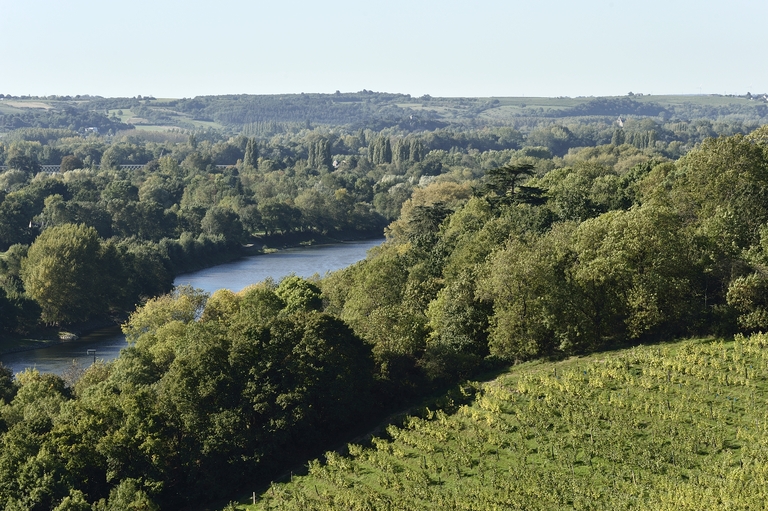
<box><xmin>0</xmin><ymin>239</ymin><xmax>383</xmax><ymax>376</ymax></box>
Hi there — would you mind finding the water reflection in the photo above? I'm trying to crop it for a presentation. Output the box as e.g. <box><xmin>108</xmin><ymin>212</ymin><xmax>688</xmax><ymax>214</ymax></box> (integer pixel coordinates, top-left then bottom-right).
<box><xmin>173</xmin><ymin>239</ymin><xmax>383</xmax><ymax>294</ymax></box>
<box><xmin>1</xmin><ymin>239</ymin><xmax>383</xmax><ymax>376</ymax></box>
<box><xmin>1</xmin><ymin>326</ymin><xmax>126</xmax><ymax>376</ymax></box>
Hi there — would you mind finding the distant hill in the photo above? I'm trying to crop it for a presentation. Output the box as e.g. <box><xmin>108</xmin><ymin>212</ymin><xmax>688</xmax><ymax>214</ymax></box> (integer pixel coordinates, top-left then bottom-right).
<box><xmin>2</xmin><ymin>92</ymin><xmax>767</xmax><ymax>135</ymax></box>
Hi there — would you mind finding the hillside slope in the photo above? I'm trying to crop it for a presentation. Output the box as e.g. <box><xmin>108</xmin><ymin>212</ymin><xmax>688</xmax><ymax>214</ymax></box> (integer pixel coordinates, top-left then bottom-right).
<box><xmin>236</xmin><ymin>334</ymin><xmax>768</xmax><ymax>510</ymax></box>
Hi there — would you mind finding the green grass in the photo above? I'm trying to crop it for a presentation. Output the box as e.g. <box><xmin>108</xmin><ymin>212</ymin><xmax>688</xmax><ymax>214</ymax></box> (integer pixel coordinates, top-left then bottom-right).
<box><xmin>107</xmin><ymin>109</ymin><xmax>135</xmax><ymax>122</ymax></box>
<box><xmin>0</xmin><ymin>102</ymin><xmax>28</xmax><ymax>114</ymax></box>
<box><xmin>223</xmin><ymin>334</ymin><xmax>768</xmax><ymax>510</ymax></box>
<box><xmin>133</xmin><ymin>125</ymin><xmax>176</xmax><ymax>132</ymax></box>
<box><xmin>633</xmin><ymin>94</ymin><xmax>755</xmax><ymax>107</ymax></box>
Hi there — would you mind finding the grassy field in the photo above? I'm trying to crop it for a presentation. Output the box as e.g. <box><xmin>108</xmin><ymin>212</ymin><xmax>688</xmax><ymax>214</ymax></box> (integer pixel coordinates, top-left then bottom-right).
<box><xmin>0</xmin><ymin>102</ymin><xmax>28</xmax><ymax>114</ymax></box>
<box><xmin>222</xmin><ymin>334</ymin><xmax>768</xmax><ymax>510</ymax></box>
<box><xmin>0</xmin><ymin>100</ymin><xmax>54</xmax><ymax>110</ymax></box>
<box><xmin>107</xmin><ymin>109</ymin><xmax>135</xmax><ymax>122</ymax></box>
<box><xmin>3</xmin><ymin>94</ymin><xmax>763</xmax><ymax>134</ymax></box>
<box><xmin>633</xmin><ymin>94</ymin><xmax>755</xmax><ymax>107</ymax></box>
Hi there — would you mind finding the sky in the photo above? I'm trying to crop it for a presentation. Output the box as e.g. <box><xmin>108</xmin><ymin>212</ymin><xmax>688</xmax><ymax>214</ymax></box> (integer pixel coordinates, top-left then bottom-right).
<box><xmin>1</xmin><ymin>0</ymin><xmax>766</xmax><ymax>99</ymax></box>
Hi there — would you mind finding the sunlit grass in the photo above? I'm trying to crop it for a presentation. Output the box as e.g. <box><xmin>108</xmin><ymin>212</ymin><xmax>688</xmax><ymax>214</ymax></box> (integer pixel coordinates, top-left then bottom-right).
<box><xmin>226</xmin><ymin>334</ymin><xmax>768</xmax><ymax>510</ymax></box>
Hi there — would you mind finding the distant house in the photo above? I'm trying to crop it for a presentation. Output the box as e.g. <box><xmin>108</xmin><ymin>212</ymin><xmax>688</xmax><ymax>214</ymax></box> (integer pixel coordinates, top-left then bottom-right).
<box><xmin>616</xmin><ymin>117</ymin><xmax>624</xmax><ymax>128</ymax></box>
<box><xmin>85</xmin><ymin>127</ymin><xmax>99</xmax><ymax>134</ymax></box>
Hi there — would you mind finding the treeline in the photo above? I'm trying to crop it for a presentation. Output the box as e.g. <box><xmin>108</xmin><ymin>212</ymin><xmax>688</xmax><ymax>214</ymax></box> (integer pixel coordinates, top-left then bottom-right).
<box><xmin>6</xmin><ymin>92</ymin><xmax>768</xmax><ymax>138</ymax></box>
<box><xmin>163</xmin><ymin>93</ymin><xmax>768</xmax><ymax>129</ymax></box>
<box><xmin>1</xmin><ymin>224</ymin><xmax>236</xmax><ymax>328</ymax></box>
<box><xmin>2</xmin><ymin>113</ymin><xmax>767</xmax><ymax>334</ymax></box>
<box><xmin>173</xmin><ymin>92</ymin><xmax>432</xmax><ymax>128</ymax></box>
<box><xmin>0</xmin><ymin>107</ymin><xmax>132</xmax><ymax>134</ymax></box>
<box><xmin>0</xmin><ymin>130</ymin><xmax>397</xmax><ymax>334</ymax></box>
<box><xmin>321</xmin><ymin>126</ymin><xmax>768</xmax><ymax>392</ymax></box>
<box><xmin>548</xmin><ymin>97</ymin><xmax>668</xmax><ymax>118</ymax></box>
<box><xmin>0</xmin><ymin>282</ymin><xmax>374</xmax><ymax>509</ymax></box>
<box><xmin>2</xmin><ymin>127</ymin><xmax>768</xmax><ymax>508</ymax></box>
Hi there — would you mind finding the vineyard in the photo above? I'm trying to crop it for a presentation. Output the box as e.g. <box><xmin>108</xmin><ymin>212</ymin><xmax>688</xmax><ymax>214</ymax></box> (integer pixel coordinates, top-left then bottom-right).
<box><xmin>232</xmin><ymin>334</ymin><xmax>768</xmax><ymax>510</ymax></box>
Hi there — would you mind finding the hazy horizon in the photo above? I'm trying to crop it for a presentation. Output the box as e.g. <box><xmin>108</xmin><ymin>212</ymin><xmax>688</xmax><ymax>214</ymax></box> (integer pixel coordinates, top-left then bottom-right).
<box><xmin>2</xmin><ymin>0</ymin><xmax>766</xmax><ymax>99</ymax></box>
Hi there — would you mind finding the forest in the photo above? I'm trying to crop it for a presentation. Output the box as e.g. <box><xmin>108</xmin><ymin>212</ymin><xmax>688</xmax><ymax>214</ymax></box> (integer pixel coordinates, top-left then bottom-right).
<box><xmin>1</xmin><ymin>92</ymin><xmax>768</xmax><ymax>508</ymax></box>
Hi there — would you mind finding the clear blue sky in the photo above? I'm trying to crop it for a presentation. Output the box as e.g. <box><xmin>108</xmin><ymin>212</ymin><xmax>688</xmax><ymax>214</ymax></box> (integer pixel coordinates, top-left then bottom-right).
<box><xmin>2</xmin><ymin>0</ymin><xmax>766</xmax><ymax>98</ymax></box>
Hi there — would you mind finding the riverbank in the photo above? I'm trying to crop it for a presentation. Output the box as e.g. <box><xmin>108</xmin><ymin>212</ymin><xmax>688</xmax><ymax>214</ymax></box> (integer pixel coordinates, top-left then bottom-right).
<box><xmin>1</xmin><ymin>232</ymin><xmax>383</xmax><ymax>361</ymax></box>
<box><xmin>0</xmin><ymin>316</ymin><xmax>126</xmax><ymax>358</ymax></box>
<box><xmin>244</xmin><ymin>229</ymin><xmax>385</xmax><ymax>254</ymax></box>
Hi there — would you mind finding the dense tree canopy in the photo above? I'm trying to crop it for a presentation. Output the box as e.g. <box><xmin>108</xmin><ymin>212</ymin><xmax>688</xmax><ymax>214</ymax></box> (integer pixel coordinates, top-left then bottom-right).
<box><xmin>20</xmin><ymin>224</ymin><xmax>108</xmax><ymax>324</ymax></box>
<box><xmin>0</xmin><ymin>278</ymin><xmax>374</xmax><ymax>508</ymax></box>
<box><xmin>3</xmin><ymin>94</ymin><xmax>768</xmax><ymax>508</ymax></box>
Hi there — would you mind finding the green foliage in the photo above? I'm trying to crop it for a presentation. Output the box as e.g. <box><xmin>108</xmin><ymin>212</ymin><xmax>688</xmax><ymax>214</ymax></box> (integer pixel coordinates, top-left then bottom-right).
<box><xmin>101</xmin><ymin>479</ymin><xmax>159</xmax><ymax>510</ymax></box>
<box><xmin>53</xmin><ymin>489</ymin><xmax>92</xmax><ymax>511</ymax></box>
<box><xmin>59</xmin><ymin>155</ymin><xmax>85</xmax><ymax>173</ymax></box>
<box><xmin>0</xmin><ymin>282</ymin><xmax>375</xmax><ymax>507</ymax></box>
<box><xmin>201</xmin><ymin>205</ymin><xmax>244</xmax><ymax>243</ymax></box>
<box><xmin>7</xmin><ymin>154</ymin><xmax>41</xmax><ymax>176</ymax></box>
<box><xmin>123</xmin><ymin>285</ymin><xmax>207</xmax><ymax>344</ymax></box>
<box><xmin>668</xmin><ymin>133</ymin><xmax>768</xmax><ymax>253</ymax></box>
<box><xmin>275</xmin><ymin>275</ymin><xmax>322</xmax><ymax>313</ymax></box>
<box><xmin>535</xmin><ymin>162</ymin><xmax>627</xmax><ymax>222</ymax></box>
<box><xmin>726</xmin><ymin>273</ymin><xmax>768</xmax><ymax>330</ymax></box>
<box><xmin>242</xmin><ymin>138</ymin><xmax>258</xmax><ymax>168</ymax></box>
<box><xmin>424</xmin><ymin>269</ymin><xmax>491</xmax><ymax>378</ymax></box>
<box><xmin>477</xmin><ymin>163</ymin><xmax>546</xmax><ymax>208</ymax></box>
<box><xmin>0</xmin><ymin>363</ymin><xmax>16</xmax><ymax>404</ymax></box>
<box><xmin>21</xmin><ymin>224</ymin><xmax>108</xmax><ymax>324</ymax></box>
<box><xmin>249</xmin><ymin>334</ymin><xmax>768</xmax><ymax>510</ymax></box>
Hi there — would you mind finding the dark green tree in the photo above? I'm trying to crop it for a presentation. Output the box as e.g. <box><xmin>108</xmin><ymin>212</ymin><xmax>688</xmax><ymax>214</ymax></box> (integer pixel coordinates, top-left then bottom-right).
<box><xmin>59</xmin><ymin>155</ymin><xmax>85</xmax><ymax>172</ymax></box>
<box><xmin>243</xmin><ymin>137</ymin><xmax>258</xmax><ymax>168</ymax></box>
<box><xmin>7</xmin><ymin>154</ymin><xmax>41</xmax><ymax>176</ymax></box>
<box><xmin>200</xmin><ymin>206</ymin><xmax>244</xmax><ymax>243</ymax></box>
<box><xmin>477</xmin><ymin>163</ymin><xmax>546</xmax><ymax>208</ymax></box>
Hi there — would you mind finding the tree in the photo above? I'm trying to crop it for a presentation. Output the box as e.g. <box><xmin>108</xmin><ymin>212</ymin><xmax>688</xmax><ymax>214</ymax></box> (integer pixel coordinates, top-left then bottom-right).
<box><xmin>275</xmin><ymin>275</ymin><xmax>322</xmax><ymax>313</ymax></box>
<box><xmin>393</xmin><ymin>138</ymin><xmax>410</xmax><ymax>166</ymax></box>
<box><xmin>0</xmin><ymin>169</ymin><xmax>29</xmax><ymax>191</ymax></box>
<box><xmin>122</xmin><ymin>285</ymin><xmax>207</xmax><ymax>344</ymax></box>
<box><xmin>103</xmin><ymin>479</ymin><xmax>159</xmax><ymax>510</ymax></box>
<box><xmin>21</xmin><ymin>224</ymin><xmax>108</xmax><ymax>324</ymax></box>
<box><xmin>200</xmin><ymin>206</ymin><xmax>244</xmax><ymax>243</ymax></box>
<box><xmin>60</xmin><ymin>155</ymin><xmax>85</xmax><ymax>172</ymax></box>
<box><xmin>369</xmin><ymin>136</ymin><xmax>392</xmax><ymax>164</ymax></box>
<box><xmin>38</xmin><ymin>194</ymin><xmax>74</xmax><ymax>228</ymax></box>
<box><xmin>243</xmin><ymin>138</ymin><xmax>258</xmax><ymax>168</ymax></box>
<box><xmin>0</xmin><ymin>363</ymin><xmax>16</xmax><ymax>404</ymax></box>
<box><xmin>7</xmin><ymin>154</ymin><xmax>41</xmax><ymax>176</ymax></box>
<box><xmin>478</xmin><ymin>163</ymin><xmax>546</xmax><ymax>208</ymax></box>
<box><xmin>307</xmin><ymin>138</ymin><xmax>331</xmax><ymax>169</ymax></box>
<box><xmin>258</xmin><ymin>199</ymin><xmax>301</xmax><ymax>235</ymax></box>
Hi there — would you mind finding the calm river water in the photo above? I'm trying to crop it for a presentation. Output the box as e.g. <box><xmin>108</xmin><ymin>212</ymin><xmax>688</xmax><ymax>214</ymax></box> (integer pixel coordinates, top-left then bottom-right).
<box><xmin>0</xmin><ymin>239</ymin><xmax>383</xmax><ymax>376</ymax></box>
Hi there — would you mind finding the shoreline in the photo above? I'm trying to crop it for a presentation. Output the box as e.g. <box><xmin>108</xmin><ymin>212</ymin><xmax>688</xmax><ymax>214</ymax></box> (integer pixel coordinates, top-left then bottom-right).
<box><xmin>0</xmin><ymin>319</ymin><xmax>124</xmax><ymax>359</ymax></box>
<box><xmin>0</xmin><ymin>232</ymin><xmax>383</xmax><ymax>361</ymax></box>
<box><xmin>243</xmin><ymin>230</ymin><xmax>385</xmax><ymax>253</ymax></box>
